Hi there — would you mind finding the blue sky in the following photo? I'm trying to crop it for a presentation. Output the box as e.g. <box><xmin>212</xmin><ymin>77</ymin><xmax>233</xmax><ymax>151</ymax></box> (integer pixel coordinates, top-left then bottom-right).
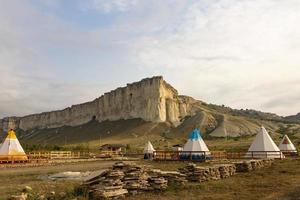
<box><xmin>1</xmin><ymin>0</ymin><xmax>300</xmax><ymax>118</ymax></box>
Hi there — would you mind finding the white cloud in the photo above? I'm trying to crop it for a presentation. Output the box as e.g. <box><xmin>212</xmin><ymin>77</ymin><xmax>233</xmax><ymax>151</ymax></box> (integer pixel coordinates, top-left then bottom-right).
<box><xmin>81</xmin><ymin>0</ymin><xmax>140</xmax><ymax>13</ymax></box>
<box><xmin>132</xmin><ymin>0</ymin><xmax>300</xmax><ymax>115</ymax></box>
<box><xmin>1</xmin><ymin>0</ymin><xmax>300</xmax><ymax>118</ymax></box>
<box><xmin>0</xmin><ymin>1</ymin><xmax>103</xmax><ymax>118</ymax></box>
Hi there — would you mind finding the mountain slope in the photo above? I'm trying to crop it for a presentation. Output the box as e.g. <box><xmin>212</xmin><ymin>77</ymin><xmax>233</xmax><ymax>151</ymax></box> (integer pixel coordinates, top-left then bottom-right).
<box><xmin>0</xmin><ymin>76</ymin><xmax>299</xmax><ymax>150</ymax></box>
<box><xmin>7</xmin><ymin>99</ymin><xmax>299</xmax><ymax>151</ymax></box>
<box><xmin>285</xmin><ymin>113</ymin><xmax>300</xmax><ymax>123</ymax></box>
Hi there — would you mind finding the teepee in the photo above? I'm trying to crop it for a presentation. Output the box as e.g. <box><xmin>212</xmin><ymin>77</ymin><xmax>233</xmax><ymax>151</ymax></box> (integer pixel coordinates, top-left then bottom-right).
<box><xmin>144</xmin><ymin>141</ymin><xmax>155</xmax><ymax>154</ymax></box>
<box><xmin>143</xmin><ymin>141</ymin><xmax>155</xmax><ymax>160</ymax></box>
<box><xmin>278</xmin><ymin>135</ymin><xmax>297</xmax><ymax>153</ymax></box>
<box><xmin>182</xmin><ymin>128</ymin><xmax>210</xmax><ymax>155</ymax></box>
<box><xmin>246</xmin><ymin>126</ymin><xmax>284</xmax><ymax>159</ymax></box>
<box><xmin>0</xmin><ymin>129</ymin><xmax>28</xmax><ymax>161</ymax></box>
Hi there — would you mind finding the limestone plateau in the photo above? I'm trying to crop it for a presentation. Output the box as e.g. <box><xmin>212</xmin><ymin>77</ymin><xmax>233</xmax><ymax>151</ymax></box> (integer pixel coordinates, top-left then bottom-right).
<box><xmin>0</xmin><ymin>76</ymin><xmax>199</xmax><ymax>132</ymax></box>
<box><xmin>1</xmin><ymin>76</ymin><xmax>300</xmax><ymax>140</ymax></box>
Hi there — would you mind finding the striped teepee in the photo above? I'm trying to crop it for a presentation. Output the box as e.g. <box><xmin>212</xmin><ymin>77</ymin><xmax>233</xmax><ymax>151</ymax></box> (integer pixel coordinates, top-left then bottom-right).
<box><xmin>278</xmin><ymin>135</ymin><xmax>297</xmax><ymax>153</ymax></box>
<box><xmin>0</xmin><ymin>129</ymin><xmax>28</xmax><ymax>161</ymax></box>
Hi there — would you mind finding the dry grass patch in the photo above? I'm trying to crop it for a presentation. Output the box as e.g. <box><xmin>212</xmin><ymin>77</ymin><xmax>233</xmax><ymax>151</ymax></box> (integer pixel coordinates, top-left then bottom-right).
<box><xmin>128</xmin><ymin>159</ymin><xmax>300</xmax><ymax>200</ymax></box>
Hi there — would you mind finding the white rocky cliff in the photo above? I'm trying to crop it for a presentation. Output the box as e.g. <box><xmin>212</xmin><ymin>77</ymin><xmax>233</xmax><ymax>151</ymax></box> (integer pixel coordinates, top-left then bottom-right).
<box><xmin>0</xmin><ymin>77</ymin><xmax>199</xmax><ymax>131</ymax></box>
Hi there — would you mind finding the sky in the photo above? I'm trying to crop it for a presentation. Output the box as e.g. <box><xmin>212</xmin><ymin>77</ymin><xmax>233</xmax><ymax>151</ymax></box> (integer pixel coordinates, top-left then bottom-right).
<box><xmin>0</xmin><ymin>0</ymin><xmax>300</xmax><ymax>118</ymax></box>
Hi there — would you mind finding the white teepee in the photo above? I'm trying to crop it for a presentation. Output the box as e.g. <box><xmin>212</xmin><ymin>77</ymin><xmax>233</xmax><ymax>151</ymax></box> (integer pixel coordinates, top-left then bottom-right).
<box><xmin>182</xmin><ymin>128</ymin><xmax>210</xmax><ymax>155</ymax></box>
<box><xmin>246</xmin><ymin>126</ymin><xmax>284</xmax><ymax>159</ymax></box>
<box><xmin>278</xmin><ymin>135</ymin><xmax>297</xmax><ymax>153</ymax></box>
<box><xmin>0</xmin><ymin>130</ymin><xmax>28</xmax><ymax>161</ymax></box>
<box><xmin>143</xmin><ymin>141</ymin><xmax>155</xmax><ymax>154</ymax></box>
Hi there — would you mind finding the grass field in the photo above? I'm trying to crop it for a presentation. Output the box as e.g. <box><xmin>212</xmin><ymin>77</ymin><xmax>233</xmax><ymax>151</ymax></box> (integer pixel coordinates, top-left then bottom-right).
<box><xmin>1</xmin><ymin>159</ymin><xmax>300</xmax><ymax>200</ymax></box>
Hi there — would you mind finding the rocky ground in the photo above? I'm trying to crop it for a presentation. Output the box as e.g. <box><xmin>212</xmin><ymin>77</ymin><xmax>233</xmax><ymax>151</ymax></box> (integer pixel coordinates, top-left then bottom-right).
<box><xmin>2</xmin><ymin>158</ymin><xmax>300</xmax><ymax>200</ymax></box>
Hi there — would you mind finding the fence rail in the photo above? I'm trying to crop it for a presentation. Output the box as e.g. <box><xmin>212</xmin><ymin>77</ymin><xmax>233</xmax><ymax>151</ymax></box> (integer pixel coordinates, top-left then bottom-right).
<box><xmin>0</xmin><ymin>155</ymin><xmax>28</xmax><ymax>164</ymax></box>
<box><xmin>0</xmin><ymin>151</ymin><xmax>90</xmax><ymax>164</ymax></box>
<box><xmin>153</xmin><ymin>150</ymin><xmax>286</xmax><ymax>161</ymax></box>
<box><xmin>28</xmin><ymin>151</ymin><xmax>84</xmax><ymax>159</ymax></box>
<box><xmin>0</xmin><ymin>150</ymin><xmax>124</xmax><ymax>164</ymax></box>
<box><xmin>0</xmin><ymin>149</ymin><xmax>297</xmax><ymax>164</ymax></box>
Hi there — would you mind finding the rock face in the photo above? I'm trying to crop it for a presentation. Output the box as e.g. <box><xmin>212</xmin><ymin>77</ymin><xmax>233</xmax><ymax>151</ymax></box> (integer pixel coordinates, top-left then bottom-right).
<box><xmin>0</xmin><ymin>117</ymin><xmax>19</xmax><ymax>132</ymax></box>
<box><xmin>284</xmin><ymin>113</ymin><xmax>300</xmax><ymax>123</ymax></box>
<box><xmin>0</xmin><ymin>76</ymin><xmax>198</xmax><ymax>131</ymax></box>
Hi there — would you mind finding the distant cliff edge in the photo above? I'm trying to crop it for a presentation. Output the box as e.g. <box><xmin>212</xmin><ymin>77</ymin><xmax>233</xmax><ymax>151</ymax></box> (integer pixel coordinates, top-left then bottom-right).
<box><xmin>0</xmin><ymin>76</ymin><xmax>200</xmax><ymax>131</ymax></box>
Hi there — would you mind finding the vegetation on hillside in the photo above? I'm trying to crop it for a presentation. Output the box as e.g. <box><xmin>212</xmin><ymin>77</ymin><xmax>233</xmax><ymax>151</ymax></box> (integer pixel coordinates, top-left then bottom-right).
<box><xmin>2</xmin><ymin>98</ymin><xmax>299</xmax><ymax>151</ymax></box>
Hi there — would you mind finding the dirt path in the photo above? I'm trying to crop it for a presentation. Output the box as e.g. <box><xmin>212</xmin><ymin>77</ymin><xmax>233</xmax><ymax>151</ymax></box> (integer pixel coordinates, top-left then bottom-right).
<box><xmin>0</xmin><ymin>160</ymin><xmax>127</xmax><ymax>199</ymax></box>
<box><xmin>0</xmin><ymin>160</ymin><xmax>116</xmax><ymax>176</ymax></box>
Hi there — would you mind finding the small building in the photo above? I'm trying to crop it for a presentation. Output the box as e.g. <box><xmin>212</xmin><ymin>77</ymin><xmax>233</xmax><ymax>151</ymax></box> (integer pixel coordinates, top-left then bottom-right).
<box><xmin>172</xmin><ymin>144</ymin><xmax>183</xmax><ymax>151</ymax></box>
<box><xmin>100</xmin><ymin>144</ymin><xmax>125</xmax><ymax>152</ymax></box>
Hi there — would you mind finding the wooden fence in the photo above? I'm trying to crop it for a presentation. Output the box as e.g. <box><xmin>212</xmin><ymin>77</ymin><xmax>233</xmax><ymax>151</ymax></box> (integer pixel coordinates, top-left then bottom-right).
<box><xmin>0</xmin><ymin>155</ymin><xmax>28</xmax><ymax>164</ymax></box>
<box><xmin>0</xmin><ymin>149</ymin><xmax>297</xmax><ymax>164</ymax></box>
<box><xmin>0</xmin><ymin>150</ymin><xmax>124</xmax><ymax>164</ymax></box>
<box><xmin>153</xmin><ymin>150</ymin><xmax>286</xmax><ymax>162</ymax></box>
<box><xmin>153</xmin><ymin>151</ymin><xmax>211</xmax><ymax>162</ymax></box>
<box><xmin>0</xmin><ymin>151</ymin><xmax>90</xmax><ymax>164</ymax></box>
<box><xmin>28</xmin><ymin>151</ymin><xmax>84</xmax><ymax>160</ymax></box>
<box><xmin>95</xmin><ymin>150</ymin><xmax>123</xmax><ymax>158</ymax></box>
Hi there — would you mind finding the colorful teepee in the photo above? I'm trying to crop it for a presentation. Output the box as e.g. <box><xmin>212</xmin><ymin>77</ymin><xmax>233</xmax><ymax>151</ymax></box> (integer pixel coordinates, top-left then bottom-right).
<box><xmin>278</xmin><ymin>135</ymin><xmax>297</xmax><ymax>153</ymax></box>
<box><xmin>143</xmin><ymin>141</ymin><xmax>155</xmax><ymax>160</ymax></box>
<box><xmin>0</xmin><ymin>129</ymin><xmax>28</xmax><ymax>161</ymax></box>
<box><xmin>182</xmin><ymin>128</ymin><xmax>210</xmax><ymax>155</ymax></box>
<box><xmin>246</xmin><ymin>126</ymin><xmax>284</xmax><ymax>158</ymax></box>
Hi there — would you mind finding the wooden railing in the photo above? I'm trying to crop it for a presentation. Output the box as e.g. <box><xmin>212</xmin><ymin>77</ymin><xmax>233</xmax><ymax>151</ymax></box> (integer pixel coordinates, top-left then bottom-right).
<box><xmin>95</xmin><ymin>150</ymin><xmax>123</xmax><ymax>158</ymax></box>
<box><xmin>0</xmin><ymin>155</ymin><xmax>28</xmax><ymax>164</ymax></box>
<box><xmin>153</xmin><ymin>151</ymin><xmax>212</xmax><ymax>162</ymax></box>
<box><xmin>153</xmin><ymin>150</ymin><xmax>286</xmax><ymax>161</ymax></box>
<box><xmin>0</xmin><ymin>149</ymin><xmax>295</xmax><ymax>164</ymax></box>
<box><xmin>0</xmin><ymin>151</ymin><xmax>90</xmax><ymax>164</ymax></box>
<box><xmin>0</xmin><ymin>150</ymin><xmax>127</xmax><ymax>164</ymax></box>
<box><xmin>27</xmin><ymin>151</ymin><xmax>84</xmax><ymax>160</ymax></box>
<box><xmin>243</xmin><ymin>151</ymin><xmax>284</xmax><ymax>159</ymax></box>
<box><xmin>281</xmin><ymin>151</ymin><xmax>299</xmax><ymax>157</ymax></box>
